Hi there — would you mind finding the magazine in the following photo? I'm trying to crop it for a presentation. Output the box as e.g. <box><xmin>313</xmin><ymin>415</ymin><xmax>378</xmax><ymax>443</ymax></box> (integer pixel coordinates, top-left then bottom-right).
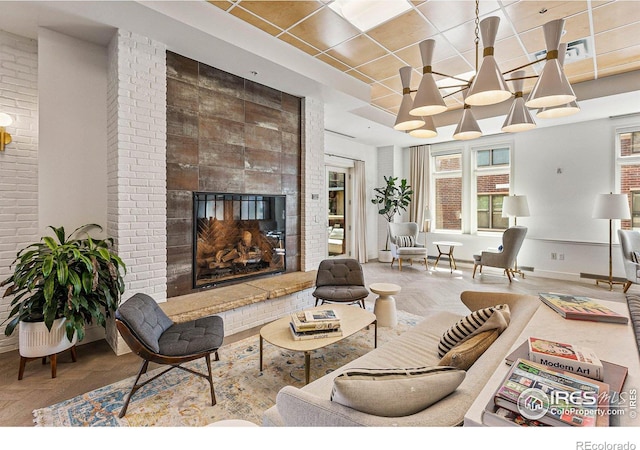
<box><xmin>538</xmin><ymin>293</ymin><xmax>628</xmax><ymax>324</ymax></box>
<box><xmin>528</xmin><ymin>337</ymin><xmax>603</xmax><ymax>381</ymax></box>
<box><xmin>494</xmin><ymin>358</ymin><xmax>601</xmax><ymax>427</ymax></box>
<box><xmin>290</xmin><ymin>311</ymin><xmax>341</xmax><ymax>332</ymax></box>
<box><xmin>304</xmin><ymin>309</ymin><xmax>339</xmax><ymax>322</ymax></box>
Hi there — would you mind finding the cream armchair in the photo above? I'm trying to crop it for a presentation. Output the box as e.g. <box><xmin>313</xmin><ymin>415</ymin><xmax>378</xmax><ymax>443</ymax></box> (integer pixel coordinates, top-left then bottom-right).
<box><xmin>473</xmin><ymin>226</ymin><xmax>527</xmax><ymax>282</ymax></box>
<box><xmin>618</xmin><ymin>229</ymin><xmax>640</xmax><ymax>293</ymax></box>
<box><xmin>388</xmin><ymin>222</ymin><xmax>428</xmax><ymax>271</ymax></box>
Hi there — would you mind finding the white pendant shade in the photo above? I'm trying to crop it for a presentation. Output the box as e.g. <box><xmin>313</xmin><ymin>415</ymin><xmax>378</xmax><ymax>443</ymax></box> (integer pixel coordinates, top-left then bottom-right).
<box><xmin>410</xmin><ymin>40</ymin><xmax>447</xmax><ymax>116</ymax></box>
<box><xmin>394</xmin><ymin>66</ymin><xmax>425</xmax><ymax>131</ymax></box>
<box><xmin>592</xmin><ymin>193</ymin><xmax>631</xmax><ymax>220</ymax></box>
<box><xmin>453</xmin><ymin>106</ymin><xmax>482</xmax><ymax>140</ymax></box>
<box><xmin>501</xmin><ymin>70</ymin><xmax>536</xmax><ymax>133</ymax></box>
<box><xmin>525</xmin><ymin>19</ymin><xmax>576</xmax><ymax>108</ymax></box>
<box><xmin>0</xmin><ymin>112</ymin><xmax>12</xmax><ymax>127</ymax></box>
<box><xmin>535</xmin><ymin>44</ymin><xmax>579</xmax><ymax>118</ymax></box>
<box><xmin>409</xmin><ymin>115</ymin><xmax>437</xmax><ymax>138</ymax></box>
<box><xmin>466</xmin><ymin>17</ymin><xmax>511</xmax><ymax>106</ymax></box>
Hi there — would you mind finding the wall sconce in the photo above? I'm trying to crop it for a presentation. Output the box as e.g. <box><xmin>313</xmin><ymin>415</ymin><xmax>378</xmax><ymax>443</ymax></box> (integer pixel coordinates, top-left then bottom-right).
<box><xmin>0</xmin><ymin>113</ymin><xmax>13</xmax><ymax>152</ymax></box>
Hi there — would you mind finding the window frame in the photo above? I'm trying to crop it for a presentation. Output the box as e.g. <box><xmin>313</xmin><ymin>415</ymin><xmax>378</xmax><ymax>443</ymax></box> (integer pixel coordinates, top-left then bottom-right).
<box><xmin>615</xmin><ymin>126</ymin><xmax>640</xmax><ymax>231</ymax></box>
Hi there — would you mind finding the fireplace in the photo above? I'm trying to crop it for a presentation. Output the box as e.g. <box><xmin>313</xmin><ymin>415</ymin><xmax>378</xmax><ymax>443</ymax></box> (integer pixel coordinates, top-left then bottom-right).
<box><xmin>193</xmin><ymin>192</ymin><xmax>286</xmax><ymax>288</ymax></box>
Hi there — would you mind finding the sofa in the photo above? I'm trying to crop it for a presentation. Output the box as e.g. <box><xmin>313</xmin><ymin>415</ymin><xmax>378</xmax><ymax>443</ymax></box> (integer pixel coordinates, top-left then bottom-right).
<box><xmin>262</xmin><ymin>291</ymin><xmax>540</xmax><ymax>426</ymax></box>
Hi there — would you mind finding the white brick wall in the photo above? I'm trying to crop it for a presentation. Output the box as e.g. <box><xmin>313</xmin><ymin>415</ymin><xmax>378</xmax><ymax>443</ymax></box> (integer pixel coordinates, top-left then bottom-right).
<box><xmin>0</xmin><ymin>31</ymin><xmax>39</xmax><ymax>353</ymax></box>
<box><xmin>106</xmin><ymin>30</ymin><xmax>167</xmax><ymax>353</ymax></box>
<box><xmin>301</xmin><ymin>96</ymin><xmax>327</xmax><ymax>271</ymax></box>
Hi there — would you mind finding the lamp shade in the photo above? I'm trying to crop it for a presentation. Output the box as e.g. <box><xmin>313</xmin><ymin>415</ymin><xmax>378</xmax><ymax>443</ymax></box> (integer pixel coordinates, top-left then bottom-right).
<box><xmin>410</xmin><ymin>40</ymin><xmax>447</xmax><ymax>117</ymax></box>
<box><xmin>0</xmin><ymin>112</ymin><xmax>12</xmax><ymax>127</ymax></box>
<box><xmin>394</xmin><ymin>66</ymin><xmax>425</xmax><ymax>131</ymax></box>
<box><xmin>592</xmin><ymin>193</ymin><xmax>631</xmax><ymax>220</ymax></box>
<box><xmin>502</xmin><ymin>195</ymin><xmax>530</xmax><ymax>218</ymax></box>
<box><xmin>466</xmin><ymin>17</ymin><xmax>511</xmax><ymax>107</ymax></box>
<box><xmin>453</xmin><ymin>105</ymin><xmax>482</xmax><ymax>140</ymax></box>
<box><xmin>409</xmin><ymin>115</ymin><xmax>438</xmax><ymax>138</ymax></box>
<box><xmin>535</xmin><ymin>44</ymin><xmax>579</xmax><ymax>119</ymax></box>
<box><xmin>501</xmin><ymin>70</ymin><xmax>536</xmax><ymax>133</ymax></box>
<box><xmin>525</xmin><ymin>19</ymin><xmax>576</xmax><ymax>108</ymax></box>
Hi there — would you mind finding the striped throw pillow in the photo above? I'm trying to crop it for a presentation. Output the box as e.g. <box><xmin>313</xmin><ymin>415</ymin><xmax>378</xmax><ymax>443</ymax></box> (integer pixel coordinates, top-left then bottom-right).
<box><xmin>437</xmin><ymin>304</ymin><xmax>511</xmax><ymax>358</ymax></box>
<box><xmin>395</xmin><ymin>235</ymin><xmax>415</xmax><ymax>247</ymax></box>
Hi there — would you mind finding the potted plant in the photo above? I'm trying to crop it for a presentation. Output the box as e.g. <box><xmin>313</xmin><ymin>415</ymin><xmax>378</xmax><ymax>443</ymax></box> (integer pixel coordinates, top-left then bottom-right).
<box><xmin>371</xmin><ymin>176</ymin><xmax>413</xmax><ymax>263</ymax></box>
<box><xmin>1</xmin><ymin>224</ymin><xmax>126</xmax><ymax>356</ymax></box>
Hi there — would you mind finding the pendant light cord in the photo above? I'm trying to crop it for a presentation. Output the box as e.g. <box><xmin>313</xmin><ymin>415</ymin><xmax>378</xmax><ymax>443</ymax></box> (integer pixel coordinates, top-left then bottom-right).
<box><xmin>474</xmin><ymin>0</ymin><xmax>480</xmax><ymax>74</ymax></box>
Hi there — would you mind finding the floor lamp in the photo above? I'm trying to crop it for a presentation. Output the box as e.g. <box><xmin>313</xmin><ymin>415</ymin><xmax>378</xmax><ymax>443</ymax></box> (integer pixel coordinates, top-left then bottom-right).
<box><xmin>502</xmin><ymin>194</ymin><xmax>530</xmax><ymax>278</ymax></box>
<box><xmin>592</xmin><ymin>193</ymin><xmax>631</xmax><ymax>290</ymax></box>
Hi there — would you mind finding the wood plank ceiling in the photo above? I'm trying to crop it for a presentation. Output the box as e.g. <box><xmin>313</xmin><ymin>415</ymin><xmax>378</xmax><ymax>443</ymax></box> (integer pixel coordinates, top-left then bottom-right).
<box><xmin>206</xmin><ymin>0</ymin><xmax>640</xmax><ymax>117</ymax></box>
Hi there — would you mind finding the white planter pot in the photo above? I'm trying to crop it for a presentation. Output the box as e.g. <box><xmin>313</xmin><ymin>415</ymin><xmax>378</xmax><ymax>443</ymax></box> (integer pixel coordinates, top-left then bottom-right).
<box><xmin>378</xmin><ymin>250</ymin><xmax>393</xmax><ymax>263</ymax></box>
<box><xmin>19</xmin><ymin>318</ymin><xmax>78</xmax><ymax>358</ymax></box>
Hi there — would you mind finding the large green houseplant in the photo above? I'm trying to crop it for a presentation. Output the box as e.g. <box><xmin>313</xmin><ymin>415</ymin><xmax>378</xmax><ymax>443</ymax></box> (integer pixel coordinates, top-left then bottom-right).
<box><xmin>371</xmin><ymin>176</ymin><xmax>413</xmax><ymax>262</ymax></box>
<box><xmin>1</xmin><ymin>224</ymin><xmax>126</xmax><ymax>343</ymax></box>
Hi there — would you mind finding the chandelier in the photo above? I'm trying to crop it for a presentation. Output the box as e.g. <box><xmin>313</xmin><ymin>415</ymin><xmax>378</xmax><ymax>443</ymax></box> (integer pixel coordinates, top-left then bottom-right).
<box><xmin>394</xmin><ymin>0</ymin><xmax>580</xmax><ymax>140</ymax></box>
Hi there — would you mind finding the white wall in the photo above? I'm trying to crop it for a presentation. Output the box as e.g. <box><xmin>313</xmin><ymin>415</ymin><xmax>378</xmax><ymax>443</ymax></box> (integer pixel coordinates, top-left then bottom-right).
<box><xmin>324</xmin><ymin>132</ymin><xmax>378</xmax><ymax>260</ymax></box>
<box><xmin>421</xmin><ymin>115</ymin><xmax>640</xmax><ymax>280</ymax></box>
<box><xmin>37</xmin><ymin>28</ymin><xmax>108</xmax><ymax>237</ymax></box>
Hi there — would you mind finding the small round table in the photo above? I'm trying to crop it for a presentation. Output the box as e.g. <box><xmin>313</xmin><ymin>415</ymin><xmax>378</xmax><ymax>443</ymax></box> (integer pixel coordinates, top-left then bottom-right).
<box><xmin>433</xmin><ymin>241</ymin><xmax>463</xmax><ymax>273</ymax></box>
<box><xmin>370</xmin><ymin>283</ymin><xmax>401</xmax><ymax>327</ymax></box>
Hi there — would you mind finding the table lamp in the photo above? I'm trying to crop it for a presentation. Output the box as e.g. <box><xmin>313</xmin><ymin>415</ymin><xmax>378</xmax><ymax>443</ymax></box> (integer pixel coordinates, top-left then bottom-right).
<box><xmin>502</xmin><ymin>195</ymin><xmax>530</xmax><ymax>278</ymax></box>
<box><xmin>592</xmin><ymin>193</ymin><xmax>631</xmax><ymax>290</ymax></box>
<box><xmin>423</xmin><ymin>206</ymin><xmax>433</xmax><ymax>232</ymax></box>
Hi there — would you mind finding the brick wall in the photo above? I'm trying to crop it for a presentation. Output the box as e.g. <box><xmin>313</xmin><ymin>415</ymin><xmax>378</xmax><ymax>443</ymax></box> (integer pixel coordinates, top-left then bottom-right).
<box><xmin>165</xmin><ymin>51</ymin><xmax>302</xmax><ymax>297</ymax></box>
<box><xmin>0</xmin><ymin>31</ymin><xmax>39</xmax><ymax>352</ymax></box>
<box><xmin>106</xmin><ymin>30</ymin><xmax>167</xmax><ymax>353</ymax></box>
<box><xmin>435</xmin><ymin>178</ymin><xmax>462</xmax><ymax>230</ymax></box>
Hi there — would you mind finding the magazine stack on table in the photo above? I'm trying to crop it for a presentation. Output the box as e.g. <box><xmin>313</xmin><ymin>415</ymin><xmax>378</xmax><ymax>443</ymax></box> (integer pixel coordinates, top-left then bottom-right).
<box><xmin>289</xmin><ymin>308</ymin><xmax>342</xmax><ymax>340</ymax></box>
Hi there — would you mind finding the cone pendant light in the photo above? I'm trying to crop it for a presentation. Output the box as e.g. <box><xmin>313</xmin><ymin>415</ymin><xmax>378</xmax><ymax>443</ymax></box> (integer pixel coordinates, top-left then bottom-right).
<box><xmin>394</xmin><ymin>66</ymin><xmax>425</xmax><ymax>131</ymax></box>
<box><xmin>526</xmin><ymin>19</ymin><xmax>576</xmax><ymax>108</ymax></box>
<box><xmin>466</xmin><ymin>17</ymin><xmax>511</xmax><ymax>106</ymax></box>
<box><xmin>410</xmin><ymin>39</ymin><xmax>447</xmax><ymax>117</ymax></box>
<box><xmin>501</xmin><ymin>70</ymin><xmax>536</xmax><ymax>133</ymax></box>
<box><xmin>453</xmin><ymin>90</ymin><xmax>482</xmax><ymax>140</ymax></box>
<box><xmin>409</xmin><ymin>115</ymin><xmax>438</xmax><ymax>138</ymax></box>
<box><xmin>536</xmin><ymin>43</ymin><xmax>580</xmax><ymax>118</ymax></box>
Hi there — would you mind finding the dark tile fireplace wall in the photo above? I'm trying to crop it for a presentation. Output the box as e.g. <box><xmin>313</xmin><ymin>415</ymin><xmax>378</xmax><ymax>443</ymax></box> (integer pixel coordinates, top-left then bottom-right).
<box><xmin>166</xmin><ymin>51</ymin><xmax>302</xmax><ymax>298</ymax></box>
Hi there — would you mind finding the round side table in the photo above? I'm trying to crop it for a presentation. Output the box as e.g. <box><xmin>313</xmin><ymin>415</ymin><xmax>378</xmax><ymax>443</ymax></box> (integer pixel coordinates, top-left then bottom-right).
<box><xmin>369</xmin><ymin>282</ymin><xmax>401</xmax><ymax>327</ymax></box>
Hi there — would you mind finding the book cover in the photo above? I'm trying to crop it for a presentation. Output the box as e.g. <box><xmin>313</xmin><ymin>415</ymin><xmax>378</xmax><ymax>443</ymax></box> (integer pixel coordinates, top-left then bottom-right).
<box><xmin>304</xmin><ymin>309</ymin><xmax>339</xmax><ymax>322</ymax></box>
<box><xmin>289</xmin><ymin>322</ymin><xmax>343</xmax><ymax>341</ymax></box>
<box><xmin>290</xmin><ymin>311</ymin><xmax>341</xmax><ymax>332</ymax></box>
<box><xmin>528</xmin><ymin>337</ymin><xmax>604</xmax><ymax>381</ymax></box>
<box><xmin>538</xmin><ymin>293</ymin><xmax>629</xmax><ymax>324</ymax></box>
<box><xmin>494</xmin><ymin>358</ymin><xmax>600</xmax><ymax>427</ymax></box>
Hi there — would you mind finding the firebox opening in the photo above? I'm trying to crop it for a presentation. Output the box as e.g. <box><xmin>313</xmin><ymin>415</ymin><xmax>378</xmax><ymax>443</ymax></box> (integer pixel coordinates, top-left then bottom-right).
<box><xmin>193</xmin><ymin>192</ymin><xmax>286</xmax><ymax>289</ymax></box>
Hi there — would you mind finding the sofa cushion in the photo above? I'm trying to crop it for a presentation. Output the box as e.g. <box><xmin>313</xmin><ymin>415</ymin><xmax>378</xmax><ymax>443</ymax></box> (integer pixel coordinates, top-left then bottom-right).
<box><xmin>395</xmin><ymin>235</ymin><xmax>415</xmax><ymax>248</ymax></box>
<box><xmin>438</xmin><ymin>329</ymin><xmax>500</xmax><ymax>370</ymax></box>
<box><xmin>330</xmin><ymin>366</ymin><xmax>465</xmax><ymax>417</ymax></box>
<box><xmin>437</xmin><ymin>304</ymin><xmax>510</xmax><ymax>358</ymax></box>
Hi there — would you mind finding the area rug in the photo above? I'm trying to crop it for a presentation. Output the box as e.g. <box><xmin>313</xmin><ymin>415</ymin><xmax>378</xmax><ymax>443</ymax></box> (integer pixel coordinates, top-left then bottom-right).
<box><xmin>33</xmin><ymin>310</ymin><xmax>422</xmax><ymax>427</ymax></box>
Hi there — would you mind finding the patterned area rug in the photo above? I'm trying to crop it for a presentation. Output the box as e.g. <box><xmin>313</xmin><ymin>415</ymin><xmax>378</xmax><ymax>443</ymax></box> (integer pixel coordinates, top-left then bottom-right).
<box><xmin>33</xmin><ymin>310</ymin><xmax>422</xmax><ymax>426</ymax></box>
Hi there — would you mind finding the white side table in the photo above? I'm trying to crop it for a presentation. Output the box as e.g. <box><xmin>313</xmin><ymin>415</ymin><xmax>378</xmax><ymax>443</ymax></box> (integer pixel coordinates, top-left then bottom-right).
<box><xmin>433</xmin><ymin>241</ymin><xmax>463</xmax><ymax>273</ymax></box>
<box><xmin>370</xmin><ymin>282</ymin><xmax>401</xmax><ymax>327</ymax></box>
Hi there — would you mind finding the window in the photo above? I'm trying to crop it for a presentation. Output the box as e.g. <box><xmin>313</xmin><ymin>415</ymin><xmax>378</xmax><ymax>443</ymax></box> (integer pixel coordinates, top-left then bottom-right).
<box><xmin>617</xmin><ymin>129</ymin><xmax>640</xmax><ymax>230</ymax></box>
<box><xmin>474</xmin><ymin>147</ymin><xmax>510</xmax><ymax>231</ymax></box>
<box><xmin>433</xmin><ymin>153</ymin><xmax>462</xmax><ymax>231</ymax></box>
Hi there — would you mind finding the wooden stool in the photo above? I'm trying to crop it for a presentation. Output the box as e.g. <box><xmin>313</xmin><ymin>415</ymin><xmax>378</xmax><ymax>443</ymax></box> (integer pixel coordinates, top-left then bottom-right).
<box><xmin>18</xmin><ymin>345</ymin><xmax>77</xmax><ymax>380</ymax></box>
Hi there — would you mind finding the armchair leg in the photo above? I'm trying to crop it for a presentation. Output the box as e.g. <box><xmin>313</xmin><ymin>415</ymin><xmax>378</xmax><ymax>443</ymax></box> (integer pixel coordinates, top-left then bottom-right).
<box><xmin>506</xmin><ymin>269</ymin><xmax>513</xmax><ymax>282</ymax></box>
<box><xmin>472</xmin><ymin>264</ymin><xmax>479</xmax><ymax>278</ymax></box>
<box><xmin>390</xmin><ymin>258</ymin><xmax>395</xmax><ymax>268</ymax></box>
<box><xmin>424</xmin><ymin>258</ymin><xmax>429</xmax><ymax>270</ymax></box>
<box><xmin>119</xmin><ymin>359</ymin><xmax>150</xmax><ymax>418</ymax></box>
<box><xmin>205</xmin><ymin>353</ymin><xmax>216</xmax><ymax>407</ymax></box>
<box><xmin>624</xmin><ymin>281</ymin><xmax>632</xmax><ymax>293</ymax></box>
<box><xmin>398</xmin><ymin>258</ymin><xmax>402</xmax><ymax>271</ymax></box>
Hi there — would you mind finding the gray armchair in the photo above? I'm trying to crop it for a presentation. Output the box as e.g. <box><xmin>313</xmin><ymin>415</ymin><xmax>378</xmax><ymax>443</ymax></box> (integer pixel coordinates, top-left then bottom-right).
<box><xmin>618</xmin><ymin>229</ymin><xmax>640</xmax><ymax>293</ymax></box>
<box><xmin>388</xmin><ymin>222</ymin><xmax>428</xmax><ymax>271</ymax></box>
<box><xmin>312</xmin><ymin>258</ymin><xmax>369</xmax><ymax>308</ymax></box>
<box><xmin>473</xmin><ymin>226</ymin><xmax>527</xmax><ymax>282</ymax></box>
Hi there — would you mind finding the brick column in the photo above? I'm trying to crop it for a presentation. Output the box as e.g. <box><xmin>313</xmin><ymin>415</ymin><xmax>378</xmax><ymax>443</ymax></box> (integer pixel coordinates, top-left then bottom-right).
<box><xmin>301</xmin><ymin>96</ymin><xmax>327</xmax><ymax>271</ymax></box>
<box><xmin>0</xmin><ymin>31</ymin><xmax>39</xmax><ymax>353</ymax></box>
<box><xmin>106</xmin><ymin>30</ymin><xmax>167</xmax><ymax>354</ymax></box>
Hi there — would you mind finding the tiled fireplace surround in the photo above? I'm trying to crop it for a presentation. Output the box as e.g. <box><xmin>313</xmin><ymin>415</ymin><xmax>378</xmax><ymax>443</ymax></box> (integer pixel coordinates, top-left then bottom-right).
<box><xmin>105</xmin><ymin>32</ymin><xmax>327</xmax><ymax>355</ymax></box>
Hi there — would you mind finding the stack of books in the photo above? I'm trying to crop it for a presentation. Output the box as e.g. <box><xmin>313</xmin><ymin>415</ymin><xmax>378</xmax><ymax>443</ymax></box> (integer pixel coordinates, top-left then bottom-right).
<box><xmin>289</xmin><ymin>309</ymin><xmax>342</xmax><ymax>340</ymax></box>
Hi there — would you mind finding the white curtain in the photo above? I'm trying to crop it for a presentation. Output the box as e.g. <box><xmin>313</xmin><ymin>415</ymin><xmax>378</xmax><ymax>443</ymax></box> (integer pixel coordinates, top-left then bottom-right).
<box><xmin>410</xmin><ymin>145</ymin><xmax>430</xmax><ymax>232</ymax></box>
<box><xmin>353</xmin><ymin>160</ymin><xmax>368</xmax><ymax>263</ymax></box>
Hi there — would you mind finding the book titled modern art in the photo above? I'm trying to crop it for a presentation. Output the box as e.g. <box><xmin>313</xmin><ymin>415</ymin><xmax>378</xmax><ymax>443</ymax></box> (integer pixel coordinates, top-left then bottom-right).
<box><xmin>528</xmin><ymin>337</ymin><xmax>604</xmax><ymax>381</ymax></box>
<box><xmin>538</xmin><ymin>293</ymin><xmax>629</xmax><ymax>324</ymax></box>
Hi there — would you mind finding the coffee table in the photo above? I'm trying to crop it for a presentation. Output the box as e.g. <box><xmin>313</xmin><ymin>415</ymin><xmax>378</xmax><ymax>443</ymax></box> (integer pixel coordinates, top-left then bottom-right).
<box><xmin>259</xmin><ymin>304</ymin><xmax>377</xmax><ymax>384</ymax></box>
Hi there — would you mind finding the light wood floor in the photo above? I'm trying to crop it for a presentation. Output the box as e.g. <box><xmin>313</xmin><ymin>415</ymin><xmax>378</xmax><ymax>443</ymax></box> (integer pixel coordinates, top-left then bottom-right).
<box><xmin>0</xmin><ymin>260</ymin><xmax>630</xmax><ymax>426</ymax></box>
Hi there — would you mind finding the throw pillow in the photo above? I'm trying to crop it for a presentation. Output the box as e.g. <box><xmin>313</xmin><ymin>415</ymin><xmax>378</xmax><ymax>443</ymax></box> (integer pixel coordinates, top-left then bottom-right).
<box><xmin>395</xmin><ymin>235</ymin><xmax>415</xmax><ymax>248</ymax></box>
<box><xmin>438</xmin><ymin>329</ymin><xmax>500</xmax><ymax>370</ymax></box>
<box><xmin>331</xmin><ymin>366</ymin><xmax>465</xmax><ymax>417</ymax></box>
<box><xmin>438</xmin><ymin>304</ymin><xmax>510</xmax><ymax>358</ymax></box>
<box><xmin>633</xmin><ymin>251</ymin><xmax>640</xmax><ymax>264</ymax></box>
